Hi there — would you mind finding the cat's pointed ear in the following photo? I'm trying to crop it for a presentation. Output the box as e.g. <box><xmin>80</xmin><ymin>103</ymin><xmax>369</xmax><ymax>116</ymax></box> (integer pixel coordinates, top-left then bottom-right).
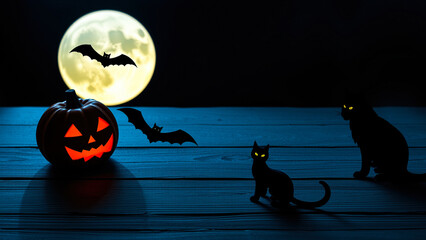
<box><xmin>253</xmin><ymin>141</ymin><xmax>258</xmax><ymax>147</ymax></box>
<box><xmin>266</xmin><ymin>144</ymin><xmax>270</xmax><ymax>150</ymax></box>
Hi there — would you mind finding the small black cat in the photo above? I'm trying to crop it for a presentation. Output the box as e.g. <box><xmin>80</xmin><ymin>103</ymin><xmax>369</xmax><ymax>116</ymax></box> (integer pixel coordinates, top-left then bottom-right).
<box><xmin>341</xmin><ymin>102</ymin><xmax>426</xmax><ymax>181</ymax></box>
<box><xmin>250</xmin><ymin>141</ymin><xmax>331</xmax><ymax>208</ymax></box>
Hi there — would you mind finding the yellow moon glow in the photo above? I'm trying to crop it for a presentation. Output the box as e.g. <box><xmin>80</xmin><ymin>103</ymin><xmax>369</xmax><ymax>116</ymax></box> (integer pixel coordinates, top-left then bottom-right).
<box><xmin>58</xmin><ymin>10</ymin><xmax>156</xmax><ymax>106</ymax></box>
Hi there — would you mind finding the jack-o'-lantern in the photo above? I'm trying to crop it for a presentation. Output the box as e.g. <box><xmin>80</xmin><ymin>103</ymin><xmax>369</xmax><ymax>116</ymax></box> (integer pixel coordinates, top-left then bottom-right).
<box><xmin>36</xmin><ymin>89</ymin><xmax>119</xmax><ymax>168</ymax></box>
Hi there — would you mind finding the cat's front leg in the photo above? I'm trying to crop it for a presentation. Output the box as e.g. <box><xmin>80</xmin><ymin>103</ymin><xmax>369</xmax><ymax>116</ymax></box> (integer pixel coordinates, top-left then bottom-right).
<box><xmin>250</xmin><ymin>181</ymin><xmax>267</xmax><ymax>202</ymax></box>
<box><xmin>354</xmin><ymin>146</ymin><xmax>371</xmax><ymax>178</ymax></box>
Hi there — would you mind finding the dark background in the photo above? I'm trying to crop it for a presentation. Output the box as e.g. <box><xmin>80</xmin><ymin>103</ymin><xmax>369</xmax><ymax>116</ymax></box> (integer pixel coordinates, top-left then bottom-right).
<box><xmin>1</xmin><ymin>0</ymin><xmax>426</xmax><ymax>106</ymax></box>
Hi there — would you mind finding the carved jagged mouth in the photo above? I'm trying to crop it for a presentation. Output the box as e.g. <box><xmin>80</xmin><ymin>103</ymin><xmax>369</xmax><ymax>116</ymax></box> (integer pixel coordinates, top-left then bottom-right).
<box><xmin>65</xmin><ymin>134</ymin><xmax>114</xmax><ymax>162</ymax></box>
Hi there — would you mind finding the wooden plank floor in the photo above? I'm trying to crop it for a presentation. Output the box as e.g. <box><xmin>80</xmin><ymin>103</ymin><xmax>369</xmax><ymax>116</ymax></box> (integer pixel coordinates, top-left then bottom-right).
<box><xmin>0</xmin><ymin>107</ymin><xmax>425</xmax><ymax>239</ymax></box>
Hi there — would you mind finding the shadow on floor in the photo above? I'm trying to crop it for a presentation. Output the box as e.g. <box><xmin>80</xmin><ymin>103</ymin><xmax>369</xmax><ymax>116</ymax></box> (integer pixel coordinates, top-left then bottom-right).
<box><xmin>18</xmin><ymin>159</ymin><xmax>145</xmax><ymax>233</ymax></box>
<box><xmin>360</xmin><ymin>177</ymin><xmax>426</xmax><ymax>210</ymax></box>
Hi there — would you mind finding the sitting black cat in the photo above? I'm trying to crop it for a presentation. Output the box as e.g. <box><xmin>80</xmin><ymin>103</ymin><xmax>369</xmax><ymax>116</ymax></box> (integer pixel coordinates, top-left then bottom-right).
<box><xmin>341</xmin><ymin>102</ymin><xmax>426</xmax><ymax>181</ymax></box>
<box><xmin>250</xmin><ymin>141</ymin><xmax>331</xmax><ymax>208</ymax></box>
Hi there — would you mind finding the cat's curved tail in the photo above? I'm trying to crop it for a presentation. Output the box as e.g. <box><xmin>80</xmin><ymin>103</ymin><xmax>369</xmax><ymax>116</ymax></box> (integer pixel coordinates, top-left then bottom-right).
<box><xmin>291</xmin><ymin>181</ymin><xmax>331</xmax><ymax>208</ymax></box>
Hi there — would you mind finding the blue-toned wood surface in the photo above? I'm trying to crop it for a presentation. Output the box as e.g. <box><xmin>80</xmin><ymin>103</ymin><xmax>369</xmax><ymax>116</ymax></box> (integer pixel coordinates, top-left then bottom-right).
<box><xmin>0</xmin><ymin>107</ymin><xmax>425</xmax><ymax>239</ymax></box>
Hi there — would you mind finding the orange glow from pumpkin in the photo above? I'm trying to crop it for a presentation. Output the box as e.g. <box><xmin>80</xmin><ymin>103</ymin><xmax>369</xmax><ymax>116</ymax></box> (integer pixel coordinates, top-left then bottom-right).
<box><xmin>65</xmin><ymin>124</ymin><xmax>83</xmax><ymax>137</ymax></box>
<box><xmin>97</xmin><ymin>117</ymin><xmax>110</xmax><ymax>132</ymax></box>
<box><xmin>65</xmin><ymin>134</ymin><xmax>114</xmax><ymax>162</ymax></box>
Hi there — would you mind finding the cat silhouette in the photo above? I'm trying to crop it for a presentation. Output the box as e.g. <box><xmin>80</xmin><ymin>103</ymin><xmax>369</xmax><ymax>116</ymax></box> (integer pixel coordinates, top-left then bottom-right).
<box><xmin>250</xmin><ymin>141</ymin><xmax>331</xmax><ymax>208</ymax></box>
<box><xmin>341</xmin><ymin>101</ymin><xmax>426</xmax><ymax>181</ymax></box>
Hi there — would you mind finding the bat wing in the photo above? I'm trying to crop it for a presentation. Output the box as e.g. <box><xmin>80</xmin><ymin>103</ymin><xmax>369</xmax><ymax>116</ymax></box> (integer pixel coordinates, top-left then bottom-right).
<box><xmin>156</xmin><ymin>130</ymin><xmax>198</xmax><ymax>145</ymax></box>
<box><xmin>70</xmin><ymin>44</ymin><xmax>104</xmax><ymax>63</ymax></box>
<box><xmin>118</xmin><ymin>108</ymin><xmax>151</xmax><ymax>136</ymax></box>
<box><xmin>118</xmin><ymin>108</ymin><xmax>197</xmax><ymax>145</ymax></box>
<box><xmin>108</xmin><ymin>54</ymin><xmax>137</xmax><ymax>67</ymax></box>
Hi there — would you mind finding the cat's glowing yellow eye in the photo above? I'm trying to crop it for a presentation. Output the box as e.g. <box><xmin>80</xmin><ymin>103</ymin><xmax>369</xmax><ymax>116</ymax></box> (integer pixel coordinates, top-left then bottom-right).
<box><xmin>261</xmin><ymin>154</ymin><xmax>266</xmax><ymax>157</ymax></box>
<box><xmin>349</xmin><ymin>106</ymin><xmax>353</xmax><ymax>110</ymax></box>
<box><xmin>343</xmin><ymin>105</ymin><xmax>347</xmax><ymax>108</ymax></box>
<box><xmin>254</xmin><ymin>152</ymin><xmax>258</xmax><ymax>156</ymax></box>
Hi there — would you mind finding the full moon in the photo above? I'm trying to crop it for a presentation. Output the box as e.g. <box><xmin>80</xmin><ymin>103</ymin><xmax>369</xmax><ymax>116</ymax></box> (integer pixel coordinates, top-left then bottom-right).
<box><xmin>58</xmin><ymin>10</ymin><xmax>156</xmax><ymax>106</ymax></box>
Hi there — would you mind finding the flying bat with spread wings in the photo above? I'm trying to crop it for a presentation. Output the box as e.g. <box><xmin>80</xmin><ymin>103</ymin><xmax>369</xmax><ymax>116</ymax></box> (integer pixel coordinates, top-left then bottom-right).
<box><xmin>118</xmin><ymin>108</ymin><xmax>198</xmax><ymax>145</ymax></box>
<box><xmin>70</xmin><ymin>44</ymin><xmax>137</xmax><ymax>68</ymax></box>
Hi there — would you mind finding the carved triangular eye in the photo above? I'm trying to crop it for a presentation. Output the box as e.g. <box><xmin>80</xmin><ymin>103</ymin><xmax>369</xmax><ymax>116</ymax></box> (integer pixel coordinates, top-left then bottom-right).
<box><xmin>65</xmin><ymin>124</ymin><xmax>83</xmax><ymax>137</ymax></box>
<box><xmin>97</xmin><ymin>117</ymin><xmax>109</xmax><ymax>132</ymax></box>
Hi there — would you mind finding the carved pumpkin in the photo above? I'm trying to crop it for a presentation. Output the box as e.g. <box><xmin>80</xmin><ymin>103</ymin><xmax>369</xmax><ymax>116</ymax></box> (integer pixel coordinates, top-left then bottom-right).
<box><xmin>36</xmin><ymin>89</ymin><xmax>119</xmax><ymax>168</ymax></box>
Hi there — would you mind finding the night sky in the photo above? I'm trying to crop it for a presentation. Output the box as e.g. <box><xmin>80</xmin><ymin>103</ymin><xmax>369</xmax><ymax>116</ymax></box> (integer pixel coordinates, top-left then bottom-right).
<box><xmin>2</xmin><ymin>0</ymin><xmax>426</xmax><ymax>106</ymax></box>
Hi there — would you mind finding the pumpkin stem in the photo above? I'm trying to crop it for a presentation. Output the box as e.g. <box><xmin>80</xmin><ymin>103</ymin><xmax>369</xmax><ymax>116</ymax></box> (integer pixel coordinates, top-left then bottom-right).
<box><xmin>65</xmin><ymin>89</ymin><xmax>83</xmax><ymax>109</ymax></box>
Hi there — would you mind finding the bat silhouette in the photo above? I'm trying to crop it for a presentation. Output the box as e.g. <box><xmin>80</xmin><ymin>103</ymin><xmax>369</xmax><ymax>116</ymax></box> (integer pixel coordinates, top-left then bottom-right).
<box><xmin>70</xmin><ymin>44</ymin><xmax>137</xmax><ymax>68</ymax></box>
<box><xmin>118</xmin><ymin>108</ymin><xmax>198</xmax><ymax>145</ymax></box>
